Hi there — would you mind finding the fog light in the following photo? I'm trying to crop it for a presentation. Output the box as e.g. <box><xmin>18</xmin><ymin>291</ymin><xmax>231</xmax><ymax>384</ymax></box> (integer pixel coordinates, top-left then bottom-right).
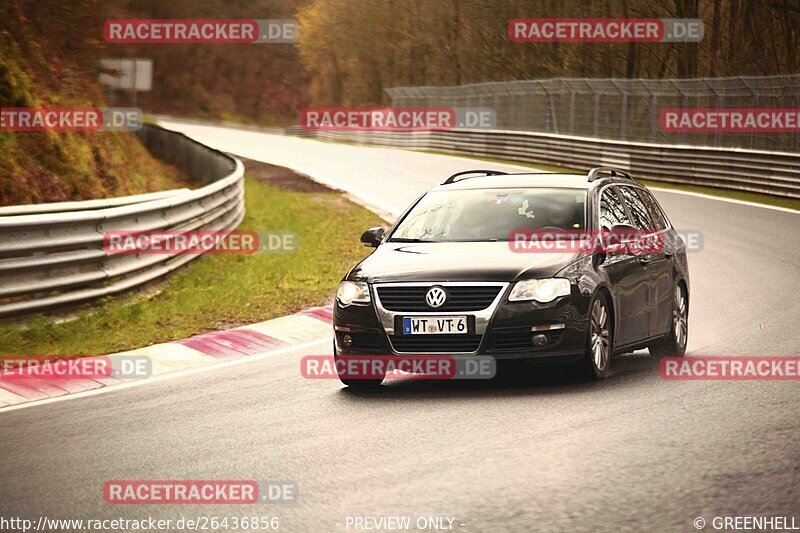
<box><xmin>342</xmin><ymin>334</ymin><xmax>353</xmax><ymax>348</ymax></box>
<box><xmin>532</xmin><ymin>334</ymin><xmax>548</xmax><ymax>347</ymax></box>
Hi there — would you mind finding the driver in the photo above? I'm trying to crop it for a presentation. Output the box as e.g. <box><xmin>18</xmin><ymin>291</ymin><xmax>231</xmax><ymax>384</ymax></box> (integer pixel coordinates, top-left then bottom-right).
<box><xmin>545</xmin><ymin>199</ymin><xmax>578</xmax><ymax>229</ymax></box>
<box><xmin>448</xmin><ymin>202</ymin><xmax>489</xmax><ymax>240</ymax></box>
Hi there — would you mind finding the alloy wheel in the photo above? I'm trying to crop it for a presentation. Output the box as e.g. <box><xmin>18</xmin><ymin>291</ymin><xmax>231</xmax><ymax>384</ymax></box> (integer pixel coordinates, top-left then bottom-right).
<box><xmin>673</xmin><ymin>285</ymin><xmax>688</xmax><ymax>350</ymax></box>
<box><xmin>590</xmin><ymin>298</ymin><xmax>610</xmax><ymax>371</ymax></box>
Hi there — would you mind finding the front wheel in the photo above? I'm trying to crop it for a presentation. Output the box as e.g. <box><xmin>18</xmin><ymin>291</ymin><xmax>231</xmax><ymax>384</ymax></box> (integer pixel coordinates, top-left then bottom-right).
<box><xmin>649</xmin><ymin>283</ymin><xmax>688</xmax><ymax>358</ymax></box>
<box><xmin>334</xmin><ymin>352</ymin><xmax>385</xmax><ymax>389</ymax></box>
<box><xmin>580</xmin><ymin>293</ymin><xmax>612</xmax><ymax>379</ymax></box>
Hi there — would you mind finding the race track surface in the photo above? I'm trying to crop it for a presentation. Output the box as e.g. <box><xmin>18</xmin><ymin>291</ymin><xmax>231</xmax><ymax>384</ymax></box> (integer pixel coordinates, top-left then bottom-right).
<box><xmin>2</xmin><ymin>121</ymin><xmax>798</xmax><ymax>532</ymax></box>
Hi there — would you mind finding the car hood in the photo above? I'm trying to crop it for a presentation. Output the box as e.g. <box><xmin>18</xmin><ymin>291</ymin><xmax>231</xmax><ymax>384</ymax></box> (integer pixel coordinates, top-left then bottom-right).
<box><xmin>349</xmin><ymin>242</ymin><xmax>581</xmax><ymax>283</ymax></box>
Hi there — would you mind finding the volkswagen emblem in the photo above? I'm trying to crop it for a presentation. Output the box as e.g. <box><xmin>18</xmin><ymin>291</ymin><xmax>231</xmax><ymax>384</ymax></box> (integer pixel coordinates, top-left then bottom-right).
<box><xmin>425</xmin><ymin>286</ymin><xmax>447</xmax><ymax>308</ymax></box>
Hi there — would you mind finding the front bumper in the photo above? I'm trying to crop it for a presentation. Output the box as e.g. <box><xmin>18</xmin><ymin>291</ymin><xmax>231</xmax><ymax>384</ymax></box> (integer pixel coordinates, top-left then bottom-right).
<box><xmin>333</xmin><ymin>284</ymin><xmax>589</xmax><ymax>360</ymax></box>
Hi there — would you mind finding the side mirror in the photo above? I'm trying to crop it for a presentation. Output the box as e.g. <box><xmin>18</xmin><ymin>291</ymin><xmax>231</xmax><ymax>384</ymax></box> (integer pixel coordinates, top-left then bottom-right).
<box><xmin>592</xmin><ymin>249</ymin><xmax>607</xmax><ymax>268</ymax></box>
<box><xmin>605</xmin><ymin>224</ymin><xmax>642</xmax><ymax>256</ymax></box>
<box><xmin>609</xmin><ymin>224</ymin><xmax>641</xmax><ymax>243</ymax></box>
<box><xmin>360</xmin><ymin>227</ymin><xmax>385</xmax><ymax>248</ymax></box>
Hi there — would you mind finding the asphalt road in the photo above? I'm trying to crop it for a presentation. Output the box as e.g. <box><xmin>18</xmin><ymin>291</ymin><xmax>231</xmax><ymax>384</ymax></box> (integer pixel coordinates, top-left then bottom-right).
<box><xmin>1</xmin><ymin>121</ymin><xmax>799</xmax><ymax>532</ymax></box>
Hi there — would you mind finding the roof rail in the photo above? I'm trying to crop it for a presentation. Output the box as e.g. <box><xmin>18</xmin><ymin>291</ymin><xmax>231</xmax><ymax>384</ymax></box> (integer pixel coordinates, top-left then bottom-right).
<box><xmin>442</xmin><ymin>169</ymin><xmax>510</xmax><ymax>185</ymax></box>
<box><xmin>587</xmin><ymin>167</ymin><xmax>633</xmax><ymax>182</ymax></box>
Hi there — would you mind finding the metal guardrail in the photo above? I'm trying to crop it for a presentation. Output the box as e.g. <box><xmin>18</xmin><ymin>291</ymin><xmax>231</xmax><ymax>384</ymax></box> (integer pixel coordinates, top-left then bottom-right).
<box><xmin>0</xmin><ymin>124</ymin><xmax>245</xmax><ymax>318</ymax></box>
<box><xmin>147</xmin><ymin>114</ymin><xmax>285</xmax><ymax>135</ymax></box>
<box><xmin>292</xmin><ymin>128</ymin><xmax>800</xmax><ymax>199</ymax></box>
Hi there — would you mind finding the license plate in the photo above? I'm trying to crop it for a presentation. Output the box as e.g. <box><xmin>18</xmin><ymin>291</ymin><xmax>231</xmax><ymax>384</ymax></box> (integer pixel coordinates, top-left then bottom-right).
<box><xmin>402</xmin><ymin>316</ymin><xmax>468</xmax><ymax>335</ymax></box>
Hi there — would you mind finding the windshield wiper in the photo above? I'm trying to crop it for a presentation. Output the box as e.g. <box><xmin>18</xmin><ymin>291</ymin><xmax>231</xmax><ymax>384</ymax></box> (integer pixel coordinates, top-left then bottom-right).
<box><xmin>388</xmin><ymin>238</ymin><xmax>437</xmax><ymax>243</ymax></box>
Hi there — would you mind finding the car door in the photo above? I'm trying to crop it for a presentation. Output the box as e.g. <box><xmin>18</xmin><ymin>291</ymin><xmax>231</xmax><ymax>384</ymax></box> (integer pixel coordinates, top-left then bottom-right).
<box><xmin>597</xmin><ymin>186</ymin><xmax>650</xmax><ymax>347</ymax></box>
<box><xmin>625</xmin><ymin>186</ymin><xmax>674</xmax><ymax>338</ymax></box>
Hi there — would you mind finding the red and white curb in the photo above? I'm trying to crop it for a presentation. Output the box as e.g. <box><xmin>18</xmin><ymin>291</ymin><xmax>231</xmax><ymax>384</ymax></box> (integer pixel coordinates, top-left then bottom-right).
<box><xmin>0</xmin><ymin>306</ymin><xmax>333</xmax><ymax>411</ymax></box>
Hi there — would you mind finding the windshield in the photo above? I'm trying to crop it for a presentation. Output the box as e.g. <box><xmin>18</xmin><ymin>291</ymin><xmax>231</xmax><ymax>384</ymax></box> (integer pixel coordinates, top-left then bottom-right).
<box><xmin>389</xmin><ymin>188</ymin><xmax>587</xmax><ymax>242</ymax></box>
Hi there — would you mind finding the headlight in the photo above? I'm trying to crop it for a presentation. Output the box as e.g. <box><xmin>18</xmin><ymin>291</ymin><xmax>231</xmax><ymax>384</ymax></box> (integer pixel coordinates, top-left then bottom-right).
<box><xmin>508</xmin><ymin>278</ymin><xmax>571</xmax><ymax>303</ymax></box>
<box><xmin>336</xmin><ymin>281</ymin><xmax>371</xmax><ymax>306</ymax></box>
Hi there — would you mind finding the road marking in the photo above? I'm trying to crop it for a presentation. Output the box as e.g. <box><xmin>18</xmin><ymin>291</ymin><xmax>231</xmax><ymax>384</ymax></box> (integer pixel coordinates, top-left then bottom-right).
<box><xmin>0</xmin><ymin>337</ymin><xmax>330</xmax><ymax>415</ymax></box>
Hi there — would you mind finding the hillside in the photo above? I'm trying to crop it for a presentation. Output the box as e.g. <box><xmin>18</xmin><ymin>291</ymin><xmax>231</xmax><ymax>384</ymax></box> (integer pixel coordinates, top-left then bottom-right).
<box><xmin>0</xmin><ymin>0</ymin><xmax>190</xmax><ymax>206</ymax></box>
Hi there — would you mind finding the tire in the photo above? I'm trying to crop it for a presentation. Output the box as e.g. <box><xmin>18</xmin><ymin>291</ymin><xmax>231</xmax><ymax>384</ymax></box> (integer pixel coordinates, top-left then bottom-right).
<box><xmin>648</xmin><ymin>283</ymin><xmax>688</xmax><ymax>358</ymax></box>
<box><xmin>333</xmin><ymin>352</ymin><xmax>386</xmax><ymax>388</ymax></box>
<box><xmin>580</xmin><ymin>292</ymin><xmax>612</xmax><ymax>379</ymax></box>
<box><xmin>338</xmin><ymin>377</ymin><xmax>385</xmax><ymax>389</ymax></box>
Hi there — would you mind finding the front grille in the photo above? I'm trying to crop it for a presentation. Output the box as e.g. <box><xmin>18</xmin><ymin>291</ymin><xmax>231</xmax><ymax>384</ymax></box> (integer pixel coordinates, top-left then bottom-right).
<box><xmin>487</xmin><ymin>327</ymin><xmax>563</xmax><ymax>352</ymax></box>
<box><xmin>376</xmin><ymin>285</ymin><xmax>502</xmax><ymax>312</ymax></box>
<box><xmin>389</xmin><ymin>334</ymin><xmax>483</xmax><ymax>353</ymax></box>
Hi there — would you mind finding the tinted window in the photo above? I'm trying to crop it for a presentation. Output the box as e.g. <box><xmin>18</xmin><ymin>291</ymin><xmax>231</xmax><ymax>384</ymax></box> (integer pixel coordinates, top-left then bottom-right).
<box><xmin>619</xmin><ymin>186</ymin><xmax>655</xmax><ymax>231</ymax></box>
<box><xmin>390</xmin><ymin>188</ymin><xmax>587</xmax><ymax>242</ymax></box>
<box><xmin>599</xmin><ymin>187</ymin><xmax>630</xmax><ymax>230</ymax></box>
<box><xmin>634</xmin><ymin>188</ymin><xmax>668</xmax><ymax>231</ymax></box>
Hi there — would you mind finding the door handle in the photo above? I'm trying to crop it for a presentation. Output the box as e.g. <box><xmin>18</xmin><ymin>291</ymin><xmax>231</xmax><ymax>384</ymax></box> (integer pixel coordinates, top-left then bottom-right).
<box><xmin>639</xmin><ymin>256</ymin><xmax>651</xmax><ymax>265</ymax></box>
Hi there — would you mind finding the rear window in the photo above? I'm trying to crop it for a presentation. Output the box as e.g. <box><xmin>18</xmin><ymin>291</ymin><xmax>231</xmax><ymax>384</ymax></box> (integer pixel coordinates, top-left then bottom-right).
<box><xmin>618</xmin><ymin>186</ymin><xmax>656</xmax><ymax>231</ymax></box>
<box><xmin>633</xmin><ymin>188</ymin><xmax>669</xmax><ymax>231</ymax></box>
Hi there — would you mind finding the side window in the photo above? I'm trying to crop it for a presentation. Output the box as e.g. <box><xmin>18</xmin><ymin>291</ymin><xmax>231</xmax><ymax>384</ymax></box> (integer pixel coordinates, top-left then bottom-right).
<box><xmin>634</xmin><ymin>188</ymin><xmax>668</xmax><ymax>231</ymax></box>
<box><xmin>619</xmin><ymin>186</ymin><xmax>655</xmax><ymax>231</ymax></box>
<box><xmin>599</xmin><ymin>187</ymin><xmax>630</xmax><ymax>230</ymax></box>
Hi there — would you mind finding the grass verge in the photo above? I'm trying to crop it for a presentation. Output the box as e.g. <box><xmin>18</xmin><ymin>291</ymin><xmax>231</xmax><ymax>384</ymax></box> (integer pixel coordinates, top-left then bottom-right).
<box><xmin>0</xmin><ymin>163</ymin><xmax>383</xmax><ymax>357</ymax></box>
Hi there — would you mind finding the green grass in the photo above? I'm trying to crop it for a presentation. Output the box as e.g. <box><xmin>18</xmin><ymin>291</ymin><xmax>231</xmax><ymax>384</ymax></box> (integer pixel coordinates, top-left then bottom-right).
<box><xmin>0</xmin><ymin>31</ymin><xmax>193</xmax><ymax>206</ymax></box>
<box><xmin>0</xmin><ymin>176</ymin><xmax>383</xmax><ymax>357</ymax></box>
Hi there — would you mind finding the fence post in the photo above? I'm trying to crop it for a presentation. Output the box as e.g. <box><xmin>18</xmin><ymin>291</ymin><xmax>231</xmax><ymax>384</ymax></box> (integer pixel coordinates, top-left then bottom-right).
<box><xmin>738</xmin><ymin>76</ymin><xmax>759</xmax><ymax>149</ymax></box>
<box><xmin>795</xmin><ymin>94</ymin><xmax>799</xmax><ymax>151</ymax></box>
<box><xmin>542</xmin><ymin>85</ymin><xmax>552</xmax><ymax>132</ymax></box>
<box><xmin>669</xmin><ymin>80</ymin><xmax>688</xmax><ymax>145</ymax></box>
<box><xmin>611</xmin><ymin>79</ymin><xmax>627</xmax><ymax>141</ymax></box>
<box><xmin>568</xmin><ymin>87</ymin><xmax>576</xmax><ymax>135</ymax></box>
<box><xmin>704</xmin><ymin>78</ymin><xmax>721</xmax><ymax>147</ymax></box>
